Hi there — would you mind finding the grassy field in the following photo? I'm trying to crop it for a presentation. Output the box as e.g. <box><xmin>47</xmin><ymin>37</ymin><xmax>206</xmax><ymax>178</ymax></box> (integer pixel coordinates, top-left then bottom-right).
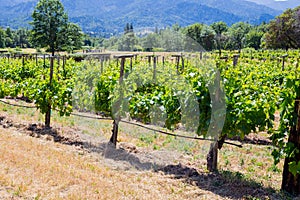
<box><xmin>0</xmin><ymin>99</ymin><xmax>293</xmax><ymax>199</ymax></box>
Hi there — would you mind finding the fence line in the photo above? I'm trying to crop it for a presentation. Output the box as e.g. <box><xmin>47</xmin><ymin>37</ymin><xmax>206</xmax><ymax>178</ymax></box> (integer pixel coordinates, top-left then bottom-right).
<box><xmin>0</xmin><ymin>98</ymin><xmax>242</xmax><ymax>148</ymax></box>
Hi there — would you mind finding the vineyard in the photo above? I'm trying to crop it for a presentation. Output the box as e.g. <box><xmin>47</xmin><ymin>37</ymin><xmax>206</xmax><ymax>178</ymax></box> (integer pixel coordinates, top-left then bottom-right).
<box><xmin>0</xmin><ymin>49</ymin><xmax>300</xmax><ymax>198</ymax></box>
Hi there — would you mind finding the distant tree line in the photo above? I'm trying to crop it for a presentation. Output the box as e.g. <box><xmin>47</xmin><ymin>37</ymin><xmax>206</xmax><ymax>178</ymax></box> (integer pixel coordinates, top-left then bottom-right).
<box><xmin>102</xmin><ymin>21</ymin><xmax>268</xmax><ymax>53</ymax></box>
<box><xmin>0</xmin><ymin>27</ymin><xmax>31</xmax><ymax>49</ymax></box>
<box><xmin>102</xmin><ymin>6</ymin><xmax>300</xmax><ymax>52</ymax></box>
<box><xmin>0</xmin><ymin>24</ymin><xmax>99</xmax><ymax>53</ymax></box>
<box><xmin>0</xmin><ymin>5</ymin><xmax>300</xmax><ymax>53</ymax></box>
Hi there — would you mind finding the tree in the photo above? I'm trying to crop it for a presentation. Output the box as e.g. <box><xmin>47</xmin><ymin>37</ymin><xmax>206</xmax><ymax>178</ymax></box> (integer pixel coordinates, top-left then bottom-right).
<box><xmin>211</xmin><ymin>21</ymin><xmax>228</xmax><ymax>56</ymax></box>
<box><xmin>118</xmin><ymin>23</ymin><xmax>137</xmax><ymax>51</ymax></box>
<box><xmin>30</xmin><ymin>0</ymin><xmax>82</xmax><ymax>128</ymax></box>
<box><xmin>0</xmin><ymin>28</ymin><xmax>6</xmax><ymax>48</ymax></box>
<box><xmin>245</xmin><ymin>28</ymin><xmax>264</xmax><ymax>50</ymax></box>
<box><xmin>184</xmin><ymin>23</ymin><xmax>216</xmax><ymax>51</ymax></box>
<box><xmin>103</xmin><ymin>36</ymin><xmax>119</xmax><ymax>50</ymax></box>
<box><xmin>227</xmin><ymin>22</ymin><xmax>251</xmax><ymax>51</ymax></box>
<box><xmin>265</xmin><ymin>7</ymin><xmax>300</xmax><ymax>49</ymax></box>
<box><xmin>185</xmin><ymin>23</ymin><xmax>203</xmax><ymax>50</ymax></box>
<box><xmin>141</xmin><ymin>33</ymin><xmax>160</xmax><ymax>52</ymax></box>
<box><xmin>124</xmin><ymin>23</ymin><xmax>134</xmax><ymax>34</ymax></box>
<box><xmin>15</xmin><ymin>28</ymin><xmax>31</xmax><ymax>48</ymax></box>
<box><xmin>160</xmin><ymin>27</ymin><xmax>184</xmax><ymax>52</ymax></box>
<box><xmin>0</xmin><ymin>28</ymin><xmax>32</xmax><ymax>48</ymax></box>
<box><xmin>200</xmin><ymin>25</ymin><xmax>215</xmax><ymax>51</ymax></box>
<box><xmin>30</xmin><ymin>0</ymin><xmax>69</xmax><ymax>56</ymax></box>
<box><xmin>64</xmin><ymin>23</ymin><xmax>83</xmax><ymax>53</ymax></box>
<box><xmin>5</xmin><ymin>28</ymin><xmax>14</xmax><ymax>48</ymax></box>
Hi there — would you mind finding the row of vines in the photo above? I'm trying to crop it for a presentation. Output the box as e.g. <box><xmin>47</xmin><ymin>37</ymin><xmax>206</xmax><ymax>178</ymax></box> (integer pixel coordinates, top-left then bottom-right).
<box><xmin>1</xmin><ymin>49</ymin><xmax>300</xmax><ymax>193</ymax></box>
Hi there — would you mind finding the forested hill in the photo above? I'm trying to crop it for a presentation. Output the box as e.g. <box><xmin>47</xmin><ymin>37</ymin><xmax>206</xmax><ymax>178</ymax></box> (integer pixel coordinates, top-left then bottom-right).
<box><xmin>0</xmin><ymin>0</ymin><xmax>280</xmax><ymax>35</ymax></box>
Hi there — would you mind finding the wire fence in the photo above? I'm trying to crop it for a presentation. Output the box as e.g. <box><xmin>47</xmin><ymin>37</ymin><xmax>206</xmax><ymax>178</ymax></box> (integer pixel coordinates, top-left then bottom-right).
<box><xmin>0</xmin><ymin>98</ymin><xmax>242</xmax><ymax>148</ymax></box>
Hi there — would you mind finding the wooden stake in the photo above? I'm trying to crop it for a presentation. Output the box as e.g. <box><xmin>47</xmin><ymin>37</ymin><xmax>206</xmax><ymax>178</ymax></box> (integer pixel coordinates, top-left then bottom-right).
<box><xmin>45</xmin><ymin>56</ymin><xmax>54</xmax><ymax>128</ymax></box>
<box><xmin>153</xmin><ymin>56</ymin><xmax>157</xmax><ymax>81</ymax></box>
<box><xmin>110</xmin><ymin>55</ymin><xmax>134</xmax><ymax>146</ymax></box>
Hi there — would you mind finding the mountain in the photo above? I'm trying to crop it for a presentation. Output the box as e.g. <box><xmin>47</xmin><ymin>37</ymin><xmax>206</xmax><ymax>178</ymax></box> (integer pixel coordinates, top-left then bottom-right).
<box><xmin>0</xmin><ymin>0</ymin><xmax>281</xmax><ymax>35</ymax></box>
<box><xmin>246</xmin><ymin>0</ymin><xmax>299</xmax><ymax>11</ymax></box>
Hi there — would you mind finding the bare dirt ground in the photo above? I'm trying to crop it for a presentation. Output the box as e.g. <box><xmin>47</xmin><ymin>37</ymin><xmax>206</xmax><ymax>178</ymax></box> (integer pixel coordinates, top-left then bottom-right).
<box><xmin>0</xmin><ymin>102</ymin><xmax>293</xmax><ymax>200</ymax></box>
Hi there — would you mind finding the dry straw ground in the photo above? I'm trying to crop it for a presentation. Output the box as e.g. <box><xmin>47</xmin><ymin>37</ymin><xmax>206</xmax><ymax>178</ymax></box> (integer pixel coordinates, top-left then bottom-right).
<box><xmin>0</xmin><ymin>99</ymin><xmax>292</xmax><ymax>199</ymax></box>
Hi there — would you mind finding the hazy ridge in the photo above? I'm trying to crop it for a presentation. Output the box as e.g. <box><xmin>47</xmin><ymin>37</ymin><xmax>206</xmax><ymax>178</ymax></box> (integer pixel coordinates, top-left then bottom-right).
<box><xmin>0</xmin><ymin>0</ymin><xmax>282</xmax><ymax>35</ymax></box>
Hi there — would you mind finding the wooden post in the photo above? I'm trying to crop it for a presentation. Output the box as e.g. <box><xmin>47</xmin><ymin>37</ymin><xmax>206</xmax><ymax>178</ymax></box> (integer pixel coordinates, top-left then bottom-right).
<box><xmin>57</xmin><ymin>56</ymin><xmax>60</xmax><ymax>80</ymax></box>
<box><xmin>153</xmin><ymin>56</ymin><xmax>157</xmax><ymax>81</ymax></box>
<box><xmin>119</xmin><ymin>57</ymin><xmax>125</xmax><ymax>83</ymax></box>
<box><xmin>176</xmin><ymin>56</ymin><xmax>179</xmax><ymax>74</ymax></box>
<box><xmin>100</xmin><ymin>58</ymin><xmax>104</xmax><ymax>74</ymax></box>
<box><xmin>110</xmin><ymin>55</ymin><xmax>134</xmax><ymax>146</ymax></box>
<box><xmin>282</xmin><ymin>54</ymin><xmax>288</xmax><ymax>71</ymax></box>
<box><xmin>45</xmin><ymin>56</ymin><xmax>54</xmax><ymax>128</ymax></box>
<box><xmin>43</xmin><ymin>54</ymin><xmax>46</xmax><ymax>68</ymax></box>
<box><xmin>172</xmin><ymin>55</ymin><xmax>182</xmax><ymax>74</ymax></box>
<box><xmin>148</xmin><ymin>56</ymin><xmax>151</xmax><ymax>66</ymax></box>
<box><xmin>22</xmin><ymin>56</ymin><xmax>25</xmax><ymax>67</ymax></box>
<box><xmin>296</xmin><ymin>58</ymin><xmax>299</xmax><ymax>79</ymax></box>
<box><xmin>233</xmin><ymin>54</ymin><xmax>239</xmax><ymax>67</ymax></box>
<box><xmin>62</xmin><ymin>56</ymin><xmax>66</xmax><ymax>79</ymax></box>
<box><xmin>220</xmin><ymin>56</ymin><xmax>228</xmax><ymax>62</ymax></box>
<box><xmin>63</xmin><ymin>56</ymin><xmax>65</xmax><ymax>68</ymax></box>
<box><xmin>181</xmin><ymin>54</ymin><xmax>184</xmax><ymax>72</ymax></box>
<box><xmin>134</xmin><ymin>54</ymin><xmax>138</xmax><ymax>62</ymax></box>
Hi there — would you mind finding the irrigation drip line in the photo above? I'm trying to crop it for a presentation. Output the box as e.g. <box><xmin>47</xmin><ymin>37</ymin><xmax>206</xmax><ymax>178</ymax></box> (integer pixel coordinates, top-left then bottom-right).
<box><xmin>0</xmin><ymin>99</ymin><xmax>243</xmax><ymax>148</ymax></box>
<box><xmin>120</xmin><ymin>120</ymin><xmax>243</xmax><ymax>148</ymax></box>
<box><xmin>0</xmin><ymin>99</ymin><xmax>36</xmax><ymax>109</ymax></box>
<box><xmin>58</xmin><ymin>110</ymin><xmax>243</xmax><ymax>148</ymax></box>
<box><xmin>66</xmin><ymin>111</ymin><xmax>110</xmax><ymax>120</ymax></box>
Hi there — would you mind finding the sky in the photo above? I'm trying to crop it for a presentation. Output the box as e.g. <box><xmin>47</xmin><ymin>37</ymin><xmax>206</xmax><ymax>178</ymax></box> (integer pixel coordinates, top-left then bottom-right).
<box><xmin>248</xmin><ymin>0</ymin><xmax>300</xmax><ymax>9</ymax></box>
<box><xmin>246</xmin><ymin>0</ymin><xmax>299</xmax><ymax>10</ymax></box>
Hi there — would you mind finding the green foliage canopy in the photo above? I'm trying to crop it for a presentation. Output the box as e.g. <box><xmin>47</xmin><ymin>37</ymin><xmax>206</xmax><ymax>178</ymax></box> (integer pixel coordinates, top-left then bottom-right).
<box><xmin>30</xmin><ymin>0</ymin><xmax>82</xmax><ymax>55</ymax></box>
<box><xmin>265</xmin><ymin>6</ymin><xmax>300</xmax><ymax>49</ymax></box>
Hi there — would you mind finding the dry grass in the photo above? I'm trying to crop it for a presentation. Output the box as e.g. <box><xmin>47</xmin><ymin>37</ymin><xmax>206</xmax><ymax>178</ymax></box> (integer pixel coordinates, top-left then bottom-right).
<box><xmin>0</xmin><ymin>128</ymin><xmax>218</xmax><ymax>200</ymax></box>
<box><xmin>0</xmin><ymin>100</ymin><xmax>293</xmax><ymax>199</ymax></box>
